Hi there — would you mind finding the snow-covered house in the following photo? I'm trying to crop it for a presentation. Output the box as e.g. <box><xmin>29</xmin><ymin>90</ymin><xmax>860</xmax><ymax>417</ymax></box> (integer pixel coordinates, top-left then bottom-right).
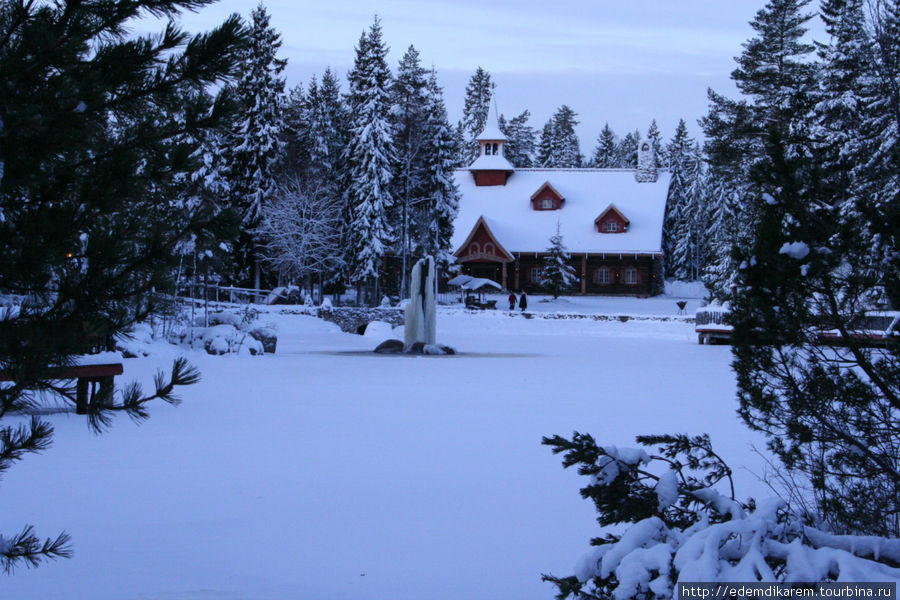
<box><xmin>451</xmin><ymin>118</ymin><xmax>670</xmax><ymax>296</ymax></box>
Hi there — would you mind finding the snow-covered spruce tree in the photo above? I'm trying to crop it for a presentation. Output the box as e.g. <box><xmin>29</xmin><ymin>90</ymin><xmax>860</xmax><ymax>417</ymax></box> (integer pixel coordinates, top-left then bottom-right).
<box><xmin>646</xmin><ymin>118</ymin><xmax>665</xmax><ymax>168</ymax></box>
<box><xmin>541</xmin><ymin>105</ymin><xmax>583</xmax><ymax>168</ymax></box>
<box><xmin>618</xmin><ymin>129</ymin><xmax>641</xmax><ymax>168</ymax></box>
<box><xmin>280</xmin><ymin>82</ymin><xmax>306</xmax><ymax>178</ymax></box>
<box><xmin>663</xmin><ymin>119</ymin><xmax>704</xmax><ymax>280</ymax></box>
<box><xmin>498</xmin><ymin>110</ymin><xmax>536</xmax><ymax>168</ymax></box>
<box><xmin>537</xmin><ymin>120</ymin><xmax>554</xmax><ymax>168</ymax></box>
<box><xmin>589</xmin><ymin>123</ymin><xmax>619</xmax><ymax>168</ymax></box>
<box><xmin>222</xmin><ymin>2</ymin><xmax>286</xmax><ymax>290</ymax></box>
<box><xmin>297</xmin><ymin>68</ymin><xmax>350</xmax><ymax>292</ymax></box>
<box><xmin>173</xmin><ymin>102</ymin><xmax>243</xmax><ymax>295</ymax></box>
<box><xmin>0</xmin><ymin>0</ymin><xmax>243</xmax><ymax>571</ymax></box>
<box><xmin>344</xmin><ymin>17</ymin><xmax>395</xmax><ymax>305</ymax></box>
<box><xmin>858</xmin><ymin>0</ymin><xmax>900</xmax><ymax>307</ymax></box>
<box><xmin>457</xmin><ymin>66</ymin><xmax>493</xmax><ymax>166</ymax></box>
<box><xmin>540</xmin><ymin>223</ymin><xmax>577</xmax><ymax>299</ymax></box>
<box><xmin>700</xmin><ymin>0</ymin><xmax>817</xmax><ymax>299</ymax></box>
<box><xmin>542</xmin><ymin>432</ymin><xmax>900</xmax><ymax>600</ymax></box>
<box><xmin>419</xmin><ymin>68</ymin><xmax>460</xmax><ymax>274</ymax></box>
<box><xmin>813</xmin><ymin>0</ymin><xmax>870</xmax><ymax>206</ymax></box>
<box><xmin>390</xmin><ymin>45</ymin><xmax>429</xmax><ymax>298</ymax></box>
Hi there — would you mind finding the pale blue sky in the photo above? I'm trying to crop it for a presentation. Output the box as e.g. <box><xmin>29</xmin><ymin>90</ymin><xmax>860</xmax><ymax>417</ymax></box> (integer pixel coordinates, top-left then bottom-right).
<box><xmin>145</xmin><ymin>0</ymin><xmax>822</xmax><ymax>152</ymax></box>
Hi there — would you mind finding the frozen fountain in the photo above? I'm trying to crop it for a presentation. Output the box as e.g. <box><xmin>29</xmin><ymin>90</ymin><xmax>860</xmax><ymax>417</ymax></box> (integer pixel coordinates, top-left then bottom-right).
<box><xmin>374</xmin><ymin>256</ymin><xmax>454</xmax><ymax>355</ymax></box>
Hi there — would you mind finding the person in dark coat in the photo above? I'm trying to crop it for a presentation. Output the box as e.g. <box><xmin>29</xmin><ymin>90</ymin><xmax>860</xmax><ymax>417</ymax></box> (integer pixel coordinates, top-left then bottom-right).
<box><xmin>508</xmin><ymin>292</ymin><xmax>517</xmax><ymax>311</ymax></box>
<box><xmin>519</xmin><ymin>290</ymin><xmax>528</xmax><ymax>311</ymax></box>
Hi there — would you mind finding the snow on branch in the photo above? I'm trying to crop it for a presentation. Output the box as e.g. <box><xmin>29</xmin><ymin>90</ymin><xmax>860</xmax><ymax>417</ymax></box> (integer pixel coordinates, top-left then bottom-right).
<box><xmin>541</xmin><ymin>432</ymin><xmax>900</xmax><ymax>600</ymax></box>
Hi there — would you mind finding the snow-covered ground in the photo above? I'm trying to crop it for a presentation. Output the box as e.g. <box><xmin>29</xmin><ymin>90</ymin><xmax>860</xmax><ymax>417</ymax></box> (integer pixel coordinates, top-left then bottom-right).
<box><xmin>2</xmin><ymin>299</ymin><xmax>767</xmax><ymax>600</ymax></box>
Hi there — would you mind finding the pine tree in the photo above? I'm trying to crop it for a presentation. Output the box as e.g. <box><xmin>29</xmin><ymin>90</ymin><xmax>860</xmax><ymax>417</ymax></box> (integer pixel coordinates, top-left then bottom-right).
<box><xmin>457</xmin><ymin>67</ymin><xmax>493</xmax><ymax>166</ymax></box>
<box><xmin>420</xmin><ymin>69</ymin><xmax>460</xmax><ymax>273</ymax></box>
<box><xmin>344</xmin><ymin>17</ymin><xmax>395</xmax><ymax>305</ymax></box>
<box><xmin>702</xmin><ymin>0</ymin><xmax>900</xmax><ymax>536</ymax></box>
<box><xmin>540</xmin><ymin>223</ymin><xmax>577</xmax><ymax>298</ymax></box>
<box><xmin>589</xmin><ymin>123</ymin><xmax>619</xmax><ymax>168</ymax></box>
<box><xmin>223</xmin><ymin>3</ymin><xmax>286</xmax><ymax>289</ymax></box>
<box><xmin>498</xmin><ymin>110</ymin><xmax>536</xmax><ymax>167</ymax></box>
<box><xmin>0</xmin><ymin>0</ymin><xmax>243</xmax><ymax>571</ymax></box>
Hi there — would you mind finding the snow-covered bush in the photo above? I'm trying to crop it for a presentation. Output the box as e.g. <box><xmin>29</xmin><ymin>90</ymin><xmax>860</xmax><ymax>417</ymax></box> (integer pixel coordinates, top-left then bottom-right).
<box><xmin>542</xmin><ymin>432</ymin><xmax>900</xmax><ymax>600</ymax></box>
<box><xmin>179</xmin><ymin>323</ymin><xmax>264</xmax><ymax>356</ymax></box>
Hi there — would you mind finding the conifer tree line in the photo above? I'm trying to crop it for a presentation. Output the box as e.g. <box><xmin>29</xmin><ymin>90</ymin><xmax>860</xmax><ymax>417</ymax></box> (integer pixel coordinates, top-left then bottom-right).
<box><xmin>209</xmin><ymin>12</ymin><xmax>462</xmax><ymax>305</ymax></box>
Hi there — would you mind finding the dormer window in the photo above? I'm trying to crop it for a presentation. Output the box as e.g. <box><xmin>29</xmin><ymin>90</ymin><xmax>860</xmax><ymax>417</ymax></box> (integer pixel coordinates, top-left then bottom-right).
<box><xmin>595</xmin><ymin>204</ymin><xmax>629</xmax><ymax>233</ymax></box>
<box><xmin>530</xmin><ymin>181</ymin><xmax>564</xmax><ymax>211</ymax></box>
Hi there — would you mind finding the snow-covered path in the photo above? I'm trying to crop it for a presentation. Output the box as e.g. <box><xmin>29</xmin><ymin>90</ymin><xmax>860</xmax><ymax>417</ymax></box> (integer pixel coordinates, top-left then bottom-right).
<box><xmin>2</xmin><ymin>310</ymin><xmax>763</xmax><ymax>600</ymax></box>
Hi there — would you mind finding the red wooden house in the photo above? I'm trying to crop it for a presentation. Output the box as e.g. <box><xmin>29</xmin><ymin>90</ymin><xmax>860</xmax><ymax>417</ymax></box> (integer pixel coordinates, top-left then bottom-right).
<box><xmin>451</xmin><ymin>117</ymin><xmax>669</xmax><ymax>296</ymax></box>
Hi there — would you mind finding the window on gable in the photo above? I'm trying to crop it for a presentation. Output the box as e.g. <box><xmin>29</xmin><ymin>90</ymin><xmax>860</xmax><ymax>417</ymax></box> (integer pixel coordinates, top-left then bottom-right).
<box><xmin>541</xmin><ymin>197</ymin><xmax>554</xmax><ymax>209</ymax></box>
<box><xmin>624</xmin><ymin>267</ymin><xmax>639</xmax><ymax>285</ymax></box>
<box><xmin>594</xmin><ymin>267</ymin><xmax>610</xmax><ymax>285</ymax></box>
<box><xmin>483</xmin><ymin>243</ymin><xmax>495</xmax><ymax>256</ymax></box>
<box><xmin>603</xmin><ymin>221</ymin><xmax>619</xmax><ymax>232</ymax></box>
<box><xmin>469</xmin><ymin>242</ymin><xmax>481</xmax><ymax>256</ymax></box>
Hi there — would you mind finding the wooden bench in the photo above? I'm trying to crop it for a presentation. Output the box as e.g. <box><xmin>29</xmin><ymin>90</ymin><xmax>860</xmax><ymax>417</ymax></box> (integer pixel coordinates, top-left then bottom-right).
<box><xmin>1</xmin><ymin>363</ymin><xmax>123</xmax><ymax>415</ymax></box>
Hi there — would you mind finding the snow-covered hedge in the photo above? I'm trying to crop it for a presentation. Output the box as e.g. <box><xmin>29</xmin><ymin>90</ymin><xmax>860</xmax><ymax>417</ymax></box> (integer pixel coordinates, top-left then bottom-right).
<box><xmin>542</xmin><ymin>432</ymin><xmax>900</xmax><ymax>600</ymax></box>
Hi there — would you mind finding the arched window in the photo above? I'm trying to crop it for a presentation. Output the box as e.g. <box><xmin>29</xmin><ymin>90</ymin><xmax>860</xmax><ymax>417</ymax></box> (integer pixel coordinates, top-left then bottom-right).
<box><xmin>641</xmin><ymin>143</ymin><xmax>650</xmax><ymax>152</ymax></box>
<box><xmin>483</xmin><ymin>144</ymin><xmax>491</xmax><ymax>156</ymax></box>
<box><xmin>624</xmin><ymin>267</ymin><xmax>639</xmax><ymax>285</ymax></box>
<box><xmin>469</xmin><ymin>242</ymin><xmax>481</xmax><ymax>256</ymax></box>
<box><xmin>492</xmin><ymin>143</ymin><xmax>498</xmax><ymax>155</ymax></box>
<box><xmin>594</xmin><ymin>267</ymin><xmax>610</xmax><ymax>285</ymax></box>
<box><xmin>483</xmin><ymin>243</ymin><xmax>495</xmax><ymax>256</ymax></box>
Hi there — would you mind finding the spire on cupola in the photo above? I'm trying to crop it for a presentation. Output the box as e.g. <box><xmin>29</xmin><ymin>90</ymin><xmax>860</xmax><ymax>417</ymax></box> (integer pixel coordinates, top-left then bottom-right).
<box><xmin>468</xmin><ymin>107</ymin><xmax>514</xmax><ymax>186</ymax></box>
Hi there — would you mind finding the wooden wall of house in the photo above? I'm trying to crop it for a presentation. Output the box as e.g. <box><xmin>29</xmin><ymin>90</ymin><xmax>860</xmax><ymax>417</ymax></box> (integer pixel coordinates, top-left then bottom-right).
<box><xmin>507</xmin><ymin>253</ymin><xmax>659</xmax><ymax>296</ymax></box>
<box><xmin>473</xmin><ymin>170</ymin><xmax>509</xmax><ymax>186</ymax></box>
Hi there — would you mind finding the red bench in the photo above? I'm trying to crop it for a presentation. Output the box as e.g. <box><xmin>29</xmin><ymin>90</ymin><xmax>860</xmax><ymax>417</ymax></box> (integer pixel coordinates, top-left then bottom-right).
<box><xmin>1</xmin><ymin>363</ymin><xmax>123</xmax><ymax>415</ymax></box>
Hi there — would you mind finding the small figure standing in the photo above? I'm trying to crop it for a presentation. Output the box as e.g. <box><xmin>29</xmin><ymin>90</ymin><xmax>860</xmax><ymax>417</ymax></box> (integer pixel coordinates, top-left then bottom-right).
<box><xmin>508</xmin><ymin>292</ymin><xmax>517</xmax><ymax>311</ymax></box>
<box><xmin>519</xmin><ymin>290</ymin><xmax>528</xmax><ymax>311</ymax></box>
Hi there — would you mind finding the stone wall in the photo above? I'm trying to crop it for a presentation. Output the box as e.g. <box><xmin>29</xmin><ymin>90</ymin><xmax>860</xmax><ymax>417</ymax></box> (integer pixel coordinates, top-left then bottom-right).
<box><xmin>316</xmin><ymin>307</ymin><xmax>405</xmax><ymax>334</ymax></box>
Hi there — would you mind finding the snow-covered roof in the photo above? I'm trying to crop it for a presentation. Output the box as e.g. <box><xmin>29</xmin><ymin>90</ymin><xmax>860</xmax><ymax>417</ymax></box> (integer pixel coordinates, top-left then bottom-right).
<box><xmin>447</xmin><ymin>274</ymin><xmax>474</xmax><ymax>286</ymax></box>
<box><xmin>451</xmin><ymin>168</ymin><xmax>669</xmax><ymax>255</ymax></box>
<box><xmin>476</xmin><ymin>114</ymin><xmax>507</xmax><ymax>141</ymax></box>
<box><xmin>467</xmin><ymin>153</ymin><xmax>514</xmax><ymax>172</ymax></box>
<box><xmin>459</xmin><ymin>277</ymin><xmax>502</xmax><ymax>291</ymax></box>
